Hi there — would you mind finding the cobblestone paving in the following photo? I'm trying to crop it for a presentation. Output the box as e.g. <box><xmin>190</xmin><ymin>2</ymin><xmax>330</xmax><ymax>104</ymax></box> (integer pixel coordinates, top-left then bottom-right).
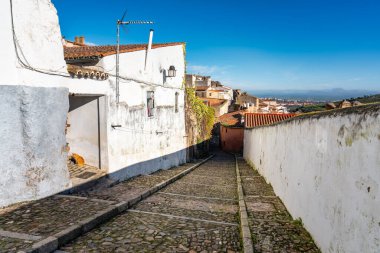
<box><xmin>0</xmin><ymin>153</ymin><xmax>320</xmax><ymax>252</ymax></box>
<box><xmin>60</xmin><ymin>211</ymin><xmax>240</xmax><ymax>253</ymax></box>
<box><xmin>0</xmin><ymin>163</ymin><xmax>196</xmax><ymax>252</ymax></box>
<box><xmin>0</xmin><ymin>196</ymin><xmax>111</xmax><ymax>252</ymax></box>
<box><xmin>60</xmin><ymin>153</ymin><xmax>242</xmax><ymax>252</ymax></box>
<box><xmin>0</xmin><ymin>236</ymin><xmax>33</xmax><ymax>253</ymax></box>
<box><xmin>76</xmin><ymin>164</ymin><xmax>195</xmax><ymax>202</ymax></box>
<box><xmin>68</xmin><ymin>162</ymin><xmax>106</xmax><ymax>186</ymax></box>
<box><xmin>135</xmin><ymin>193</ymin><xmax>238</xmax><ymax>223</ymax></box>
<box><xmin>163</xmin><ymin>181</ymin><xmax>237</xmax><ymax>199</ymax></box>
<box><xmin>173</xmin><ymin>174</ymin><xmax>236</xmax><ymax>186</ymax></box>
<box><xmin>242</xmin><ymin>177</ymin><xmax>276</xmax><ymax>197</ymax></box>
<box><xmin>237</xmin><ymin>158</ymin><xmax>320</xmax><ymax>253</ymax></box>
<box><xmin>0</xmin><ymin>196</ymin><xmax>110</xmax><ymax>237</ymax></box>
<box><xmin>151</xmin><ymin>164</ymin><xmax>196</xmax><ymax>178</ymax></box>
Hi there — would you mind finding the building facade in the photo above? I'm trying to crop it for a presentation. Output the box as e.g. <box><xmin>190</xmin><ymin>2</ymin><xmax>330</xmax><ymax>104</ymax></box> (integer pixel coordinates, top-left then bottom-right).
<box><xmin>0</xmin><ymin>0</ymin><xmax>187</xmax><ymax>207</ymax></box>
<box><xmin>64</xmin><ymin>39</ymin><xmax>187</xmax><ymax>180</ymax></box>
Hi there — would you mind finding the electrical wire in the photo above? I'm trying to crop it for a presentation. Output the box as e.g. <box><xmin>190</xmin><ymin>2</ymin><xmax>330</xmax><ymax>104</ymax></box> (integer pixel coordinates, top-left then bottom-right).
<box><xmin>9</xmin><ymin>0</ymin><xmax>184</xmax><ymax>90</ymax></box>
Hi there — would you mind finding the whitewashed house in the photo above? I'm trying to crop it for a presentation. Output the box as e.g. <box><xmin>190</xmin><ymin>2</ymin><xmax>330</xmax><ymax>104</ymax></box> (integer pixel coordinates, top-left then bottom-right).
<box><xmin>0</xmin><ymin>0</ymin><xmax>186</xmax><ymax>207</ymax></box>
<box><xmin>64</xmin><ymin>32</ymin><xmax>187</xmax><ymax>180</ymax></box>
<box><xmin>0</xmin><ymin>0</ymin><xmax>74</xmax><ymax>207</ymax></box>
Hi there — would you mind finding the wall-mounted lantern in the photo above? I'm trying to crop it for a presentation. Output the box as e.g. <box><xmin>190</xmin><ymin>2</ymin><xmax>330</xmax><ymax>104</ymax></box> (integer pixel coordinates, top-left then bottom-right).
<box><xmin>167</xmin><ymin>65</ymin><xmax>176</xmax><ymax>77</ymax></box>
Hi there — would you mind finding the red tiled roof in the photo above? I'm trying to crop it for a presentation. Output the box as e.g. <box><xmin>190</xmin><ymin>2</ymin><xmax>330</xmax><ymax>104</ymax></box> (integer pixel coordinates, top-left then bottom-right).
<box><xmin>64</xmin><ymin>42</ymin><xmax>184</xmax><ymax>60</ymax></box>
<box><xmin>245</xmin><ymin>113</ymin><xmax>297</xmax><ymax>128</ymax></box>
<box><xmin>201</xmin><ymin>98</ymin><xmax>227</xmax><ymax>107</ymax></box>
<box><xmin>218</xmin><ymin>110</ymin><xmax>246</xmax><ymax>127</ymax></box>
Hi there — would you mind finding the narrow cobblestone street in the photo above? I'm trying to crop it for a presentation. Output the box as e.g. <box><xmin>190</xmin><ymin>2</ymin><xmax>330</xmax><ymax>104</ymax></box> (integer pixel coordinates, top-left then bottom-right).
<box><xmin>0</xmin><ymin>152</ymin><xmax>320</xmax><ymax>252</ymax></box>
<box><xmin>59</xmin><ymin>154</ymin><xmax>241</xmax><ymax>252</ymax></box>
<box><xmin>57</xmin><ymin>152</ymin><xmax>319</xmax><ymax>253</ymax></box>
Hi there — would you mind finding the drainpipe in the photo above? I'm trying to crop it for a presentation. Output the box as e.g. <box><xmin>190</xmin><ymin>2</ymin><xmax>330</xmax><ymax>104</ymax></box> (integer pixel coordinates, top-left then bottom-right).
<box><xmin>145</xmin><ymin>29</ymin><xmax>154</xmax><ymax>71</ymax></box>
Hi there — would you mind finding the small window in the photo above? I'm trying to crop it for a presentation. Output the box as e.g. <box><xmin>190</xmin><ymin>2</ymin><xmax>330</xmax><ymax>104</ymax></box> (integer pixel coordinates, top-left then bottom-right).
<box><xmin>175</xmin><ymin>92</ymin><xmax>179</xmax><ymax>113</ymax></box>
<box><xmin>147</xmin><ymin>91</ymin><xmax>155</xmax><ymax>117</ymax></box>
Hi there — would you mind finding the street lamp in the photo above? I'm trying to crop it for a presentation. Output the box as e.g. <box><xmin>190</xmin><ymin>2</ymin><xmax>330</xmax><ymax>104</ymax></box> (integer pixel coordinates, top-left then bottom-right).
<box><xmin>167</xmin><ymin>65</ymin><xmax>176</xmax><ymax>77</ymax></box>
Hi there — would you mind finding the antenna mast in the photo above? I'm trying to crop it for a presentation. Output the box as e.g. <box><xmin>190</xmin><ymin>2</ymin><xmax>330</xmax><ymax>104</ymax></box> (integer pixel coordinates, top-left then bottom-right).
<box><xmin>116</xmin><ymin>20</ymin><xmax>154</xmax><ymax>104</ymax></box>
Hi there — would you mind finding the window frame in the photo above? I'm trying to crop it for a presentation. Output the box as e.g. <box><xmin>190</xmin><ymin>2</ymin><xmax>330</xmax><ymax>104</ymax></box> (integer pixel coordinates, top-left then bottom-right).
<box><xmin>147</xmin><ymin>91</ymin><xmax>155</xmax><ymax>117</ymax></box>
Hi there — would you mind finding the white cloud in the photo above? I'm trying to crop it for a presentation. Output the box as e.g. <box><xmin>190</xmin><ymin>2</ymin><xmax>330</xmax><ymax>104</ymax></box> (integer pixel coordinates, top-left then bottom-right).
<box><xmin>85</xmin><ymin>41</ymin><xmax>97</xmax><ymax>46</ymax></box>
<box><xmin>187</xmin><ymin>65</ymin><xmax>220</xmax><ymax>75</ymax></box>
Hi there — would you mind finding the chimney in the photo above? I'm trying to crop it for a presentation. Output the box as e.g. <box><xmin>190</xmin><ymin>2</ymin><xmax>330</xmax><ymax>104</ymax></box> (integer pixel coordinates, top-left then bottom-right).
<box><xmin>74</xmin><ymin>36</ymin><xmax>85</xmax><ymax>45</ymax></box>
<box><xmin>145</xmin><ymin>29</ymin><xmax>154</xmax><ymax>71</ymax></box>
<box><xmin>79</xmin><ymin>36</ymin><xmax>85</xmax><ymax>44</ymax></box>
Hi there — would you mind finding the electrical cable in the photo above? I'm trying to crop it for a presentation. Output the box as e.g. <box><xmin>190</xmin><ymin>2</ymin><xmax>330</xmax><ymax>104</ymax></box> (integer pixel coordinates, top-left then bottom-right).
<box><xmin>9</xmin><ymin>0</ymin><xmax>184</xmax><ymax>90</ymax></box>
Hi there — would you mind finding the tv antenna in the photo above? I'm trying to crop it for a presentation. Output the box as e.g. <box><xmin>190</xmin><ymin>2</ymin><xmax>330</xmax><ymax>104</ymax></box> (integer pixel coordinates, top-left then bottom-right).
<box><xmin>116</xmin><ymin>10</ymin><xmax>153</xmax><ymax>103</ymax></box>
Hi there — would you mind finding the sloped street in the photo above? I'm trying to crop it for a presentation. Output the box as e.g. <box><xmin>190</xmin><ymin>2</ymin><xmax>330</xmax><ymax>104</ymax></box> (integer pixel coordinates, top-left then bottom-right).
<box><xmin>0</xmin><ymin>152</ymin><xmax>320</xmax><ymax>252</ymax></box>
<box><xmin>57</xmin><ymin>152</ymin><xmax>319</xmax><ymax>253</ymax></box>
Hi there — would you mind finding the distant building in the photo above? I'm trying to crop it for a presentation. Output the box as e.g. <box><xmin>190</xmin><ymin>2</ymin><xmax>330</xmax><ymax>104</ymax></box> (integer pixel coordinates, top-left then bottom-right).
<box><xmin>234</xmin><ymin>90</ymin><xmax>260</xmax><ymax>112</ymax></box>
<box><xmin>201</xmin><ymin>98</ymin><xmax>229</xmax><ymax>117</ymax></box>
<box><xmin>187</xmin><ymin>74</ymin><xmax>233</xmax><ymax>117</ymax></box>
<box><xmin>338</xmin><ymin>100</ymin><xmax>352</xmax><ymax>109</ymax></box>
<box><xmin>218</xmin><ymin>110</ymin><xmax>246</xmax><ymax>153</ymax></box>
<box><xmin>259</xmin><ymin>99</ymin><xmax>289</xmax><ymax>113</ymax></box>
<box><xmin>185</xmin><ymin>74</ymin><xmax>211</xmax><ymax>88</ymax></box>
<box><xmin>326</xmin><ymin>102</ymin><xmax>337</xmax><ymax>110</ymax></box>
<box><xmin>352</xmin><ymin>100</ymin><xmax>363</xmax><ymax>107</ymax></box>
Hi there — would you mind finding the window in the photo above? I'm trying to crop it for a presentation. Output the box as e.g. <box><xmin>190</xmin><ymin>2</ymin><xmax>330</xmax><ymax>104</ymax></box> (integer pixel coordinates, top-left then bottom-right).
<box><xmin>147</xmin><ymin>91</ymin><xmax>155</xmax><ymax>117</ymax></box>
<box><xmin>175</xmin><ymin>92</ymin><xmax>179</xmax><ymax>113</ymax></box>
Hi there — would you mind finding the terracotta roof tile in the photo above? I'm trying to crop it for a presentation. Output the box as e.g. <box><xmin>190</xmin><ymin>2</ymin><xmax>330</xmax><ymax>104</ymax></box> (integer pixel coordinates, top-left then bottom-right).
<box><xmin>66</xmin><ymin>64</ymin><xmax>108</xmax><ymax>80</ymax></box>
<box><xmin>64</xmin><ymin>42</ymin><xmax>184</xmax><ymax>60</ymax></box>
<box><xmin>218</xmin><ymin>110</ymin><xmax>246</xmax><ymax>127</ymax></box>
<box><xmin>245</xmin><ymin>113</ymin><xmax>297</xmax><ymax>128</ymax></box>
<box><xmin>201</xmin><ymin>98</ymin><xmax>227</xmax><ymax>107</ymax></box>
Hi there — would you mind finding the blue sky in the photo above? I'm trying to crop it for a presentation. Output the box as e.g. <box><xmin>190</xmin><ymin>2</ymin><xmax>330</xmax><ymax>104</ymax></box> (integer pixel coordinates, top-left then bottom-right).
<box><xmin>53</xmin><ymin>0</ymin><xmax>380</xmax><ymax>91</ymax></box>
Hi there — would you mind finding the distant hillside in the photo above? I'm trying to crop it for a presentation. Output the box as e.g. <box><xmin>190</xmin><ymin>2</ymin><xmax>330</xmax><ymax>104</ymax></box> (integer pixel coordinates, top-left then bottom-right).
<box><xmin>348</xmin><ymin>94</ymin><xmax>380</xmax><ymax>104</ymax></box>
<box><xmin>249</xmin><ymin>88</ymin><xmax>380</xmax><ymax>102</ymax></box>
<box><xmin>288</xmin><ymin>94</ymin><xmax>380</xmax><ymax>113</ymax></box>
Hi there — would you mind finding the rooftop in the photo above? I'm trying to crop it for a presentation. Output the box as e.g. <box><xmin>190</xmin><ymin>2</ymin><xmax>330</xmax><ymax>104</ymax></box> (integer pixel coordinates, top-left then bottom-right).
<box><xmin>245</xmin><ymin>113</ymin><xmax>297</xmax><ymax>128</ymax></box>
<box><xmin>195</xmin><ymin>86</ymin><xmax>211</xmax><ymax>91</ymax></box>
<box><xmin>64</xmin><ymin>42</ymin><xmax>184</xmax><ymax>60</ymax></box>
<box><xmin>201</xmin><ymin>98</ymin><xmax>227</xmax><ymax>107</ymax></box>
<box><xmin>218</xmin><ymin>110</ymin><xmax>246</xmax><ymax>127</ymax></box>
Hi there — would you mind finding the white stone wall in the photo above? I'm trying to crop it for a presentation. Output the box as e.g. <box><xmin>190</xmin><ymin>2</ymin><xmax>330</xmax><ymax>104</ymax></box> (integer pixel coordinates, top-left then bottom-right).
<box><xmin>243</xmin><ymin>105</ymin><xmax>380</xmax><ymax>253</ymax></box>
<box><xmin>0</xmin><ymin>85</ymin><xmax>71</xmax><ymax>208</ymax></box>
<box><xmin>95</xmin><ymin>45</ymin><xmax>187</xmax><ymax>180</ymax></box>
<box><xmin>0</xmin><ymin>0</ymin><xmax>69</xmax><ymax>88</ymax></box>
<box><xmin>214</xmin><ymin>101</ymin><xmax>229</xmax><ymax>117</ymax></box>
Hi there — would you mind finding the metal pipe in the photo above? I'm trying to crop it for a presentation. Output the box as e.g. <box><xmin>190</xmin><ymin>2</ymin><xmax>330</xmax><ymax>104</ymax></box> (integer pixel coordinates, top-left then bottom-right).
<box><xmin>145</xmin><ymin>29</ymin><xmax>154</xmax><ymax>71</ymax></box>
<box><xmin>116</xmin><ymin>21</ymin><xmax>121</xmax><ymax>104</ymax></box>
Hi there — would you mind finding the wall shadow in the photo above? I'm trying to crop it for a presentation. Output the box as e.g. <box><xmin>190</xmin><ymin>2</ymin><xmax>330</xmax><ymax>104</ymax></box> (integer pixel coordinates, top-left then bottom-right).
<box><xmin>61</xmin><ymin>140</ymin><xmax>212</xmax><ymax>195</ymax></box>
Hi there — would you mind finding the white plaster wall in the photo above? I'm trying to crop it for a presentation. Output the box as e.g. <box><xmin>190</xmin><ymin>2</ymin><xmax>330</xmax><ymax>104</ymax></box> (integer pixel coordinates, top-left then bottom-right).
<box><xmin>215</xmin><ymin>101</ymin><xmax>229</xmax><ymax>117</ymax></box>
<box><xmin>243</xmin><ymin>105</ymin><xmax>380</xmax><ymax>253</ymax></box>
<box><xmin>0</xmin><ymin>85</ymin><xmax>71</xmax><ymax>208</ymax></box>
<box><xmin>98</xmin><ymin>45</ymin><xmax>187</xmax><ymax>180</ymax></box>
<box><xmin>63</xmin><ymin>78</ymin><xmax>109</xmax><ymax>96</ymax></box>
<box><xmin>0</xmin><ymin>0</ymin><xmax>70</xmax><ymax>88</ymax></box>
<box><xmin>0</xmin><ymin>0</ymin><xmax>109</xmax><ymax>95</ymax></box>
